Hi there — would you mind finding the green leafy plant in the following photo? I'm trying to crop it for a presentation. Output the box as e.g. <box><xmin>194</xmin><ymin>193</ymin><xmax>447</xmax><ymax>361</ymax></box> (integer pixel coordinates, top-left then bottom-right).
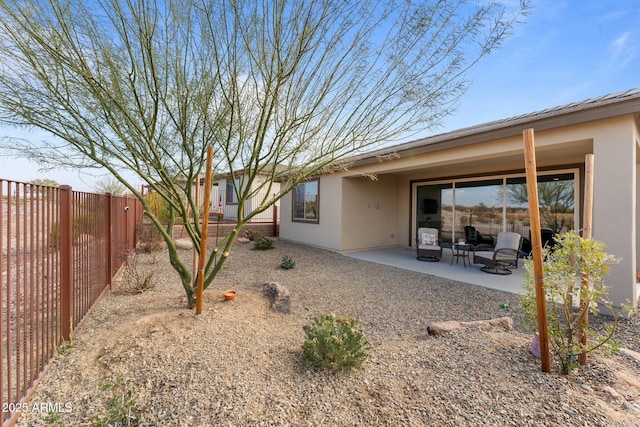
<box><xmin>92</xmin><ymin>378</ymin><xmax>138</xmax><ymax>426</ymax></box>
<box><xmin>281</xmin><ymin>255</ymin><xmax>296</xmax><ymax>270</ymax></box>
<box><xmin>43</xmin><ymin>412</ymin><xmax>62</xmax><ymax>426</ymax></box>
<box><xmin>520</xmin><ymin>231</ymin><xmax>622</xmax><ymax>374</ymax></box>
<box><xmin>253</xmin><ymin>236</ymin><xmax>274</xmax><ymax>250</ymax></box>
<box><xmin>302</xmin><ymin>314</ymin><xmax>370</xmax><ymax>371</ymax></box>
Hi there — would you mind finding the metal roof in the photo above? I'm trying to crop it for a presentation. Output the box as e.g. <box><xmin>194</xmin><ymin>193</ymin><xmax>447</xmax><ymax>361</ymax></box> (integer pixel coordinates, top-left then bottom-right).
<box><xmin>352</xmin><ymin>88</ymin><xmax>640</xmax><ymax>165</ymax></box>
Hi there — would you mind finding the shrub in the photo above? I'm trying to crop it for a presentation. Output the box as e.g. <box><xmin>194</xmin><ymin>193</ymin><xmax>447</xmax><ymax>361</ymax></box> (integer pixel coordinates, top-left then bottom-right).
<box><xmin>302</xmin><ymin>314</ymin><xmax>370</xmax><ymax>371</ymax></box>
<box><xmin>245</xmin><ymin>229</ymin><xmax>262</xmax><ymax>241</ymax></box>
<box><xmin>114</xmin><ymin>250</ymin><xmax>156</xmax><ymax>295</ymax></box>
<box><xmin>92</xmin><ymin>378</ymin><xmax>138</xmax><ymax>426</ymax></box>
<box><xmin>144</xmin><ymin>192</ymin><xmax>171</xmax><ymax>224</ymax></box>
<box><xmin>135</xmin><ymin>220</ymin><xmax>164</xmax><ymax>253</ymax></box>
<box><xmin>281</xmin><ymin>255</ymin><xmax>296</xmax><ymax>270</ymax></box>
<box><xmin>253</xmin><ymin>236</ymin><xmax>274</xmax><ymax>250</ymax></box>
<box><xmin>520</xmin><ymin>231</ymin><xmax>624</xmax><ymax>374</ymax></box>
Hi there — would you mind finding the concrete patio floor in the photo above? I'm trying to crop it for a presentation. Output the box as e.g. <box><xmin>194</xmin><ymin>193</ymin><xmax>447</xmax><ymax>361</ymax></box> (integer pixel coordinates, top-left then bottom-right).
<box><xmin>344</xmin><ymin>246</ymin><xmax>526</xmax><ymax>295</ymax></box>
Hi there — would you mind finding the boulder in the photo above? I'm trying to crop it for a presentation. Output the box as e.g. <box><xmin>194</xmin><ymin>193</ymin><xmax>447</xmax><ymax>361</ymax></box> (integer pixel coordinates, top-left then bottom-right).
<box><xmin>262</xmin><ymin>282</ymin><xmax>291</xmax><ymax>314</ymax></box>
<box><xmin>174</xmin><ymin>238</ymin><xmax>193</xmax><ymax>250</ymax></box>
<box><xmin>427</xmin><ymin>316</ymin><xmax>513</xmax><ymax>336</ymax></box>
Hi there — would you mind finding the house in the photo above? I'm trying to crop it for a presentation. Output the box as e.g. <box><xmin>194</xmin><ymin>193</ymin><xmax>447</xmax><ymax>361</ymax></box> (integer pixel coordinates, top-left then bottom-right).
<box><xmin>279</xmin><ymin>88</ymin><xmax>640</xmax><ymax>310</ymax></box>
<box><xmin>210</xmin><ymin>169</ymin><xmax>281</xmax><ymax>223</ymax></box>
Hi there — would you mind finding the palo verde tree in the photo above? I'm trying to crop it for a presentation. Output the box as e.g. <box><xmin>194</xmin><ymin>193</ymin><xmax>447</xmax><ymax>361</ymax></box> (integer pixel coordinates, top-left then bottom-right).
<box><xmin>0</xmin><ymin>0</ymin><xmax>528</xmax><ymax>308</ymax></box>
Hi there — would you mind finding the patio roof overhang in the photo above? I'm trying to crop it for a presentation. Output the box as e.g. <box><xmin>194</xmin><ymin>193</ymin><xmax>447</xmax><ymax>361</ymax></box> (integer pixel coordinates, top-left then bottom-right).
<box><xmin>349</xmin><ymin>88</ymin><xmax>640</xmax><ymax>170</ymax></box>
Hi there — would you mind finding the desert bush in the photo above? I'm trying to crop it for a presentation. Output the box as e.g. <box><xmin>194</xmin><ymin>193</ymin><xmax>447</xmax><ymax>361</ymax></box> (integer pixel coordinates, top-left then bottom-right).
<box><xmin>135</xmin><ymin>220</ymin><xmax>164</xmax><ymax>253</ymax></box>
<box><xmin>302</xmin><ymin>314</ymin><xmax>370</xmax><ymax>371</ymax></box>
<box><xmin>253</xmin><ymin>236</ymin><xmax>274</xmax><ymax>250</ymax></box>
<box><xmin>280</xmin><ymin>255</ymin><xmax>296</xmax><ymax>270</ymax></box>
<box><xmin>114</xmin><ymin>250</ymin><xmax>156</xmax><ymax>294</ymax></box>
<box><xmin>520</xmin><ymin>231</ymin><xmax>623</xmax><ymax>374</ymax></box>
<box><xmin>245</xmin><ymin>229</ymin><xmax>262</xmax><ymax>241</ymax></box>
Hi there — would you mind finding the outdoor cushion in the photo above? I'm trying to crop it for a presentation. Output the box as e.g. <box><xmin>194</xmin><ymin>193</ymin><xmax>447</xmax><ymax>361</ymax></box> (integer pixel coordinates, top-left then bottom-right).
<box><xmin>421</xmin><ymin>232</ymin><xmax>437</xmax><ymax>246</ymax></box>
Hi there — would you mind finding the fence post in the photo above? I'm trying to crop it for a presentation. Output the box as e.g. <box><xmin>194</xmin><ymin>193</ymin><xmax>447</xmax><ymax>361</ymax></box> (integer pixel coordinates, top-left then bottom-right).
<box><xmin>59</xmin><ymin>185</ymin><xmax>73</xmax><ymax>342</ymax></box>
<box><xmin>106</xmin><ymin>193</ymin><xmax>113</xmax><ymax>290</ymax></box>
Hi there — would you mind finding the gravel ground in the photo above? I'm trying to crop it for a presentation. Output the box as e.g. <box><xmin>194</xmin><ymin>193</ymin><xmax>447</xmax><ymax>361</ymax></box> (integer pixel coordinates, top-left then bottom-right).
<box><xmin>17</xmin><ymin>239</ymin><xmax>640</xmax><ymax>426</ymax></box>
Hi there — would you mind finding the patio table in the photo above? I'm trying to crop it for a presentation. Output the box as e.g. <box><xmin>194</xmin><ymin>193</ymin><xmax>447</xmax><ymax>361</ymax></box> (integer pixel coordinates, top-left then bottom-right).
<box><xmin>451</xmin><ymin>243</ymin><xmax>473</xmax><ymax>267</ymax></box>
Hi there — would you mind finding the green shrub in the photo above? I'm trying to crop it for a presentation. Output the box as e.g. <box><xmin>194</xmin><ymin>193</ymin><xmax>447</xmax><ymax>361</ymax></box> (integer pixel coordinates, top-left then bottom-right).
<box><xmin>281</xmin><ymin>255</ymin><xmax>296</xmax><ymax>270</ymax></box>
<box><xmin>92</xmin><ymin>378</ymin><xmax>138</xmax><ymax>426</ymax></box>
<box><xmin>302</xmin><ymin>314</ymin><xmax>370</xmax><ymax>371</ymax></box>
<box><xmin>145</xmin><ymin>192</ymin><xmax>171</xmax><ymax>224</ymax></box>
<box><xmin>520</xmin><ymin>231</ymin><xmax>623</xmax><ymax>374</ymax></box>
<box><xmin>253</xmin><ymin>236</ymin><xmax>274</xmax><ymax>250</ymax></box>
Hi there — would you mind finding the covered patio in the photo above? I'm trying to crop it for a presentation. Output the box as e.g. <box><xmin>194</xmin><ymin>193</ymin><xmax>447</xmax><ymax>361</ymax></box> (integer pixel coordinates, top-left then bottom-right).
<box><xmin>345</xmin><ymin>246</ymin><xmax>526</xmax><ymax>295</ymax></box>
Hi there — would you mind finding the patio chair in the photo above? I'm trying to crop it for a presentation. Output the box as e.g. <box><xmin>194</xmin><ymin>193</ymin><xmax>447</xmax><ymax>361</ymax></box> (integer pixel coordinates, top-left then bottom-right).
<box><xmin>416</xmin><ymin>227</ymin><xmax>442</xmax><ymax>262</ymax></box>
<box><xmin>472</xmin><ymin>231</ymin><xmax>523</xmax><ymax>275</ymax></box>
<box><xmin>464</xmin><ymin>225</ymin><xmax>494</xmax><ymax>246</ymax></box>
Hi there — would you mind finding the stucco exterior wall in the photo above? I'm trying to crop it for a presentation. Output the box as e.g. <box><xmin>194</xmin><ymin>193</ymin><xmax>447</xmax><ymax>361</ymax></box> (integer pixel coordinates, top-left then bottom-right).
<box><xmin>340</xmin><ymin>175</ymin><xmax>400</xmax><ymax>251</ymax></box>
<box><xmin>279</xmin><ymin>175</ymin><xmax>342</xmax><ymax>249</ymax></box>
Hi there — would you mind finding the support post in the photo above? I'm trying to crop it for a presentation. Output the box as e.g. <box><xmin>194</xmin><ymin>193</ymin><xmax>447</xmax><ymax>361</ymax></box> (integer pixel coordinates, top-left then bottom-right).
<box><xmin>59</xmin><ymin>185</ymin><xmax>73</xmax><ymax>341</ymax></box>
<box><xmin>578</xmin><ymin>154</ymin><xmax>595</xmax><ymax>365</ymax></box>
<box><xmin>193</xmin><ymin>175</ymin><xmax>201</xmax><ymax>281</ymax></box>
<box><xmin>523</xmin><ymin>129</ymin><xmax>552</xmax><ymax>373</ymax></box>
<box><xmin>196</xmin><ymin>147</ymin><xmax>213</xmax><ymax>315</ymax></box>
<box><xmin>273</xmin><ymin>205</ymin><xmax>278</xmax><ymax>237</ymax></box>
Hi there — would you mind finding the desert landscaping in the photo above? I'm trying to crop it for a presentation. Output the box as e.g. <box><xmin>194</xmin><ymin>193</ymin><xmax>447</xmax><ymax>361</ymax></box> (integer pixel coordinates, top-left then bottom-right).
<box><xmin>14</xmin><ymin>238</ymin><xmax>640</xmax><ymax>426</ymax></box>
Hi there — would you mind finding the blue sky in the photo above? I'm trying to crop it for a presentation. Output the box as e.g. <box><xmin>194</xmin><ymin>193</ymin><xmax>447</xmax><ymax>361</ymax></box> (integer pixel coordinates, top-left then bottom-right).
<box><xmin>427</xmin><ymin>0</ymin><xmax>640</xmax><ymax>135</ymax></box>
<box><xmin>1</xmin><ymin>0</ymin><xmax>639</xmax><ymax>192</ymax></box>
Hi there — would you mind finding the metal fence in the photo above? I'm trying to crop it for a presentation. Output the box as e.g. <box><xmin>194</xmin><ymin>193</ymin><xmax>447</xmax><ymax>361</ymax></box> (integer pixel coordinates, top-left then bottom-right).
<box><xmin>0</xmin><ymin>180</ymin><xmax>142</xmax><ymax>426</ymax></box>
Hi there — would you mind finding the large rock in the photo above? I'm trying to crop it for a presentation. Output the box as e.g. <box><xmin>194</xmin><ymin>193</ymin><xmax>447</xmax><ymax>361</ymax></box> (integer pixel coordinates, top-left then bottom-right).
<box><xmin>262</xmin><ymin>282</ymin><xmax>291</xmax><ymax>314</ymax></box>
<box><xmin>427</xmin><ymin>317</ymin><xmax>513</xmax><ymax>336</ymax></box>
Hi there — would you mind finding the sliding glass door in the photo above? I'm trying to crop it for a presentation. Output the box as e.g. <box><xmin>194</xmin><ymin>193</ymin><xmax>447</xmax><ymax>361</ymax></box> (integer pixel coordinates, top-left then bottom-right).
<box><xmin>414</xmin><ymin>170</ymin><xmax>577</xmax><ymax>246</ymax></box>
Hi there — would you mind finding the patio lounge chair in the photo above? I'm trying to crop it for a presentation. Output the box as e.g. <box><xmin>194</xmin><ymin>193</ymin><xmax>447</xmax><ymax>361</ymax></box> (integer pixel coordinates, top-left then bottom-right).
<box><xmin>416</xmin><ymin>227</ymin><xmax>442</xmax><ymax>262</ymax></box>
<box><xmin>472</xmin><ymin>231</ymin><xmax>523</xmax><ymax>275</ymax></box>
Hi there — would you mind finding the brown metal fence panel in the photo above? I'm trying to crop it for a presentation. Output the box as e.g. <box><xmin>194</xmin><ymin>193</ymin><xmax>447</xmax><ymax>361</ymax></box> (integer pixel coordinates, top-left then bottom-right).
<box><xmin>0</xmin><ymin>180</ymin><xmax>141</xmax><ymax>426</ymax></box>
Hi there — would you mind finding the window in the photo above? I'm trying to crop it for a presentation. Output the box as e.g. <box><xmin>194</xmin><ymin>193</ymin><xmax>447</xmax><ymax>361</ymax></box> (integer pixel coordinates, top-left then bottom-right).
<box><xmin>292</xmin><ymin>179</ymin><xmax>319</xmax><ymax>222</ymax></box>
<box><xmin>226</xmin><ymin>178</ymin><xmax>239</xmax><ymax>204</ymax></box>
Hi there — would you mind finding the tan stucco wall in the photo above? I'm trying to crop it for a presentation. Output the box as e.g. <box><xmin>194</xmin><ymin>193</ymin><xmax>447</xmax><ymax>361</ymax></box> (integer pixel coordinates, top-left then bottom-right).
<box><xmin>279</xmin><ymin>175</ymin><xmax>342</xmax><ymax>249</ymax></box>
<box><xmin>340</xmin><ymin>175</ymin><xmax>400</xmax><ymax>251</ymax></box>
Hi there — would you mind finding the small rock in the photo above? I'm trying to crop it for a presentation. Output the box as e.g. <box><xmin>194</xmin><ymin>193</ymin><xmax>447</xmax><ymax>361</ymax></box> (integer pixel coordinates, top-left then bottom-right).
<box><xmin>603</xmin><ymin>385</ymin><xmax>621</xmax><ymax>399</ymax></box>
<box><xmin>581</xmin><ymin>384</ymin><xmax>594</xmax><ymax>393</ymax></box>
<box><xmin>237</xmin><ymin>237</ymin><xmax>250</xmax><ymax>243</ymax></box>
<box><xmin>262</xmin><ymin>282</ymin><xmax>291</xmax><ymax>314</ymax></box>
<box><xmin>174</xmin><ymin>238</ymin><xmax>193</xmax><ymax>250</ymax></box>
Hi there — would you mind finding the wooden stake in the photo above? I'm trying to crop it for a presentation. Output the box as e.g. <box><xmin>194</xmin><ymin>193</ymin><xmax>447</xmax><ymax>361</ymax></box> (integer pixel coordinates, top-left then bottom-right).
<box><xmin>193</xmin><ymin>174</ymin><xmax>201</xmax><ymax>281</ymax></box>
<box><xmin>195</xmin><ymin>147</ymin><xmax>213</xmax><ymax>315</ymax></box>
<box><xmin>578</xmin><ymin>154</ymin><xmax>594</xmax><ymax>365</ymax></box>
<box><xmin>523</xmin><ymin>129</ymin><xmax>552</xmax><ymax>373</ymax></box>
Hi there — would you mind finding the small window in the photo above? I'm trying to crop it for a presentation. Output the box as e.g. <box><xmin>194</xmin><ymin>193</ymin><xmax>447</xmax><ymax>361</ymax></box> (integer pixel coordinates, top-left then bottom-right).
<box><xmin>226</xmin><ymin>178</ymin><xmax>239</xmax><ymax>204</ymax></box>
<box><xmin>292</xmin><ymin>179</ymin><xmax>319</xmax><ymax>223</ymax></box>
